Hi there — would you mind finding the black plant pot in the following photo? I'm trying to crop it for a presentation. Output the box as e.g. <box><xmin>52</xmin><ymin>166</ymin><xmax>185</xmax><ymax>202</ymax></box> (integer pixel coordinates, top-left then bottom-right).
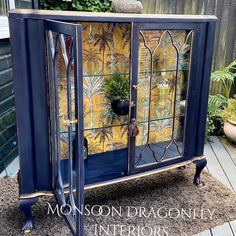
<box><xmin>111</xmin><ymin>99</ymin><xmax>129</xmax><ymax>116</ymax></box>
<box><xmin>211</xmin><ymin>118</ymin><xmax>224</xmax><ymax>136</ymax></box>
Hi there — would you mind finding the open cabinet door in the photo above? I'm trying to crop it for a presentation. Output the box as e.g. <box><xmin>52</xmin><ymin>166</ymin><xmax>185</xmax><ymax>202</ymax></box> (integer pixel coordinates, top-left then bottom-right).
<box><xmin>45</xmin><ymin>20</ymin><xmax>84</xmax><ymax>236</ymax></box>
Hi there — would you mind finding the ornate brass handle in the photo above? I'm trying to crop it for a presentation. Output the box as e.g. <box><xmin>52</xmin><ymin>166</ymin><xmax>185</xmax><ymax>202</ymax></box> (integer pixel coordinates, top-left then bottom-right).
<box><xmin>58</xmin><ymin>112</ymin><xmax>77</xmax><ymax>126</ymax></box>
<box><xmin>129</xmin><ymin>118</ymin><xmax>139</xmax><ymax>137</ymax></box>
<box><xmin>63</xmin><ymin>119</ymin><xmax>78</xmax><ymax>127</ymax></box>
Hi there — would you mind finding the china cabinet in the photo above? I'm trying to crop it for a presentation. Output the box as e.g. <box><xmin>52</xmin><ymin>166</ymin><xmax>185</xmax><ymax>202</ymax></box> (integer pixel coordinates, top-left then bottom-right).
<box><xmin>8</xmin><ymin>9</ymin><xmax>216</xmax><ymax>235</ymax></box>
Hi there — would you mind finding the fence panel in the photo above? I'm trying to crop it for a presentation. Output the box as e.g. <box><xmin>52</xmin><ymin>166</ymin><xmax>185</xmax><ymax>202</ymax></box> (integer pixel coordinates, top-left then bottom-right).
<box><xmin>140</xmin><ymin>0</ymin><xmax>236</xmax><ymax>94</ymax></box>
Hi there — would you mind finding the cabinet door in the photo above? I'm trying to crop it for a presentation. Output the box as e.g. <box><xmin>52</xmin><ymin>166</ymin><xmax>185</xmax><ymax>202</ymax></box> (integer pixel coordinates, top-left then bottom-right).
<box><xmin>45</xmin><ymin>20</ymin><xmax>84</xmax><ymax>236</ymax></box>
<box><xmin>129</xmin><ymin>23</ymin><xmax>207</xmax><ymax>174</ymax></box>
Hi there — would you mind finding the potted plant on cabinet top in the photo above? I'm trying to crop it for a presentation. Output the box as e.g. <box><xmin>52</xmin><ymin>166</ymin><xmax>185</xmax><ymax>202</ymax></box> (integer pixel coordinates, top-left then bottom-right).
<box><xmin>221</xmin><ymin>99</ymin><xmax>236</xmax><ymax>144</ymax></box>
<box><xmin>104</xmin><ymin>74</ymin><xmax>129</xmax><ymax>116</ymax></box>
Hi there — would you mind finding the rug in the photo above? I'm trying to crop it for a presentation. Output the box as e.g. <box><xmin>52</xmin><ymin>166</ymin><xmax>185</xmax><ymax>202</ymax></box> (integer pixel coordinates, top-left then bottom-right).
<box><xmin>0</xmin><ymin>165</ymin><xmax>236</xmax><ymax>236</ymax></box>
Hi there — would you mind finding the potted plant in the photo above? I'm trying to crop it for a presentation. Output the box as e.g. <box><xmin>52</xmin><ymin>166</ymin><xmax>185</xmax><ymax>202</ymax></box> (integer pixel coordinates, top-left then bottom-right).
<box><xmin>206</xmin><ymin>59</ymin><xmax>236</xmax><ymax>138</ymax></box>
<box><xmin>221</xmin><ymin>99</ymin><xmax>236</xmax><ymax>144</ymax></box>
<box><xmin>104</xmin><ymin>74</ymin><xmax>129</xmax><ymax>116</ymax></box>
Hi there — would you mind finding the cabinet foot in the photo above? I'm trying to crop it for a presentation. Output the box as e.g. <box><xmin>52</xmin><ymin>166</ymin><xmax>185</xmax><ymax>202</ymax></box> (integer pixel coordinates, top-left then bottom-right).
<box><xmin>193</xmin><ymin>158</ymin><xmax>207</xmax><ymax>186</ymax></box>
<box><xmin>19</xmin><ymin>197</ymin><xmax>38</xmax><ymax>234</ymax></box>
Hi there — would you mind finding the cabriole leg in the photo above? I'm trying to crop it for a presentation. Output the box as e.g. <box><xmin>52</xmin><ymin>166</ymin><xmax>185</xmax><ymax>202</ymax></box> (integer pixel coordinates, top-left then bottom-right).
<box><xmin>19</xmin><ymin>197</ymin><xmax>38</xmax><ymax>233</ymax></box>
<box><xmin>193</xmin><ymin>158</ymin><xmax>207</xmax><ymax>186</ymax></box>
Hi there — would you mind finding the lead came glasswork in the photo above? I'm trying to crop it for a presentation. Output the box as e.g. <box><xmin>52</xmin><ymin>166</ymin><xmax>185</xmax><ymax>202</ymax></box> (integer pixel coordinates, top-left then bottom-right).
<box><xmin>47</xmin><ymin>30</ymin><xmax>77</xmax><ymax>217</ymax></box>
<box><xmin>135</xmin><ymin>30</ymin><xmax>193</xmax><ymax>167</ymax></box>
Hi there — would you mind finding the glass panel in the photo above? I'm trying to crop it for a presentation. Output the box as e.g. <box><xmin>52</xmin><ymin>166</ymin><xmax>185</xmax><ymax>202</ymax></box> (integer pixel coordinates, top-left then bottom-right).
<box><xmin>47</xmin><ymin>31</ymin><xmax>77</xmax><ymax>191</ymax></box>
<box><xmin>47</xmin><ymin>28</ymin><xmax>81</xmax><ymax>218</ymax></box>
<box><xmin>51</xmin><ymin>22</ymin><xmax>131</xmax><ymax>185</ymax></box>
<box><xmin>0</xmin><ymin>0</ymin><xmax>6</xmax><ymax>15</ymax></box>
<box><xmin>80</xmin><ymin>22</ymin><xmax>131</xmax><ymax>156</ymax></box>
<box><xmin>55</xmin><ymin>34</ymin><xmax>75</xmax><ymax>162</ymax></box>
<box><xmin>135</xmin><ymin>29</ymin><xmax>192</xmax><ymax>167</ymax></box>
<box><xmin>15</xmin><ymin>0</ymin><xmax>33</xmax><ymax>9</ymax></box>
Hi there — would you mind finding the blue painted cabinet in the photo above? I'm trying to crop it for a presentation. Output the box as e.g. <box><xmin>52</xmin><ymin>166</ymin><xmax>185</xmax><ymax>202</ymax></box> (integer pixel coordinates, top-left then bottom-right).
<box><xmin>9</xmin><ymin>9</ymin><xmax>216</xmax><ymax>235</ymax></box>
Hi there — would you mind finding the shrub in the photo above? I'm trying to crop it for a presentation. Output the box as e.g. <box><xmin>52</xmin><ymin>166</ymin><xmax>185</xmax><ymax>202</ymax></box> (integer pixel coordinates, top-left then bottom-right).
<box><xmin>221</xmin><ymin>99</ymin><xmax>236</xmax><ymax>124</ymax></box>
<box><xmin>39</xmin><ymin>0</ymin><xmax>112</xmax><ymax>12</ymax></box>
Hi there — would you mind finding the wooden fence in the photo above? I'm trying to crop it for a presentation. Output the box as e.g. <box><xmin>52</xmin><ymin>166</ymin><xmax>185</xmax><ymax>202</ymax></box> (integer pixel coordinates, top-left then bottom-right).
<box><xmin>140</xmin><ymin>0</ymin><xmax>236</xmax><ymax>70</ymax></box>
<box><xmin>140</xmin><ymin>0</ymin><xmax>236</xmax><ymax>95</ymax></box>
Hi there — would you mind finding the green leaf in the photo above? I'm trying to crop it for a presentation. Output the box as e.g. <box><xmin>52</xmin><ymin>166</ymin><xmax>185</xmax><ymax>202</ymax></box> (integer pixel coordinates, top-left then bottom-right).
<box><xmin>211</xmin><ymin>71</ymin><xmax>234</xmax><ymax>82</ymax></box>
<box><xmin>40</xmin><ymin>0</ymin><xmax>112</xmax><ymax>12</ymax></box>
<box><xmin>104</xmin><ymin>74</ymin><xmax>129</xmax><ymax>102</ymax></box>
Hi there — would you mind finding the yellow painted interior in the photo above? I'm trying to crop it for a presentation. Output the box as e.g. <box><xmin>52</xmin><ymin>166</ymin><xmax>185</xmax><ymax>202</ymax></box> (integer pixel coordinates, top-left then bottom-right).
<box><xmin>54</xmin><ymin>23</ymin><xmax>192</xmax><ymax>159</ymax></box>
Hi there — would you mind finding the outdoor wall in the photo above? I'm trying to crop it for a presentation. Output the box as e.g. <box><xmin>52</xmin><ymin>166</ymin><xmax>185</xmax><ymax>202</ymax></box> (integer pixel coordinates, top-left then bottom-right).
<box><xmin>0</xmin><ymin>0</ymin><xmax>36</xmax><ymax>176</ymax></box>
<box><xmin>0</xmin><ymin>39</ymin><xmax>18</xmax><ymax>174</ymax></box>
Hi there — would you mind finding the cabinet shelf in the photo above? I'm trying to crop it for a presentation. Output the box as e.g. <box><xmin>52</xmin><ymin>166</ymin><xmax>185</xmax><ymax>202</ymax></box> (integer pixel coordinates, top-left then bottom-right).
<box><xmin>59</xmin><ymin>114</ymin><xmax>185</xmax><ymax>134</ymax></box>
<box><xmin>83</xmin><ymin>69</ymin><xmax>188</xmax><ymax>78</ymax></box>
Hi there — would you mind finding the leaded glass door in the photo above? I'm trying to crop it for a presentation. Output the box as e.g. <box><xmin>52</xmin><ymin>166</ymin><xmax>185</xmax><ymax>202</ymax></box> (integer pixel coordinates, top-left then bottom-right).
<box><xmin>129</xmin><ymin>23</ymin><xmax>207</xmax><ymax>174</ymax></box>
<box><xmin>45</xmin><ymin>20</ymin><xmax>84</xmax><ymax>236</ymax></box>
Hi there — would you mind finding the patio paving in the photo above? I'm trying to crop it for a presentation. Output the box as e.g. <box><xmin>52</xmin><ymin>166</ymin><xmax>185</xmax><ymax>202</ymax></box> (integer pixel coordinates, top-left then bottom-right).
<box><xmin>195</xmin><ymin>136</ymin><xmax>236</xmax><ymax>236</ymax></box>
<box><xmin>0</xmin><ymin>136</ymin><xmax>236</xmax><ymax>235</ymax></box>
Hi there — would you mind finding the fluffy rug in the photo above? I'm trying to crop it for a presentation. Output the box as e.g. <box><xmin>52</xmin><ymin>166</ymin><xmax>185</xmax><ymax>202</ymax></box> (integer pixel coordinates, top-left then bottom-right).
<box><xmin>0</xmin><ymin>165</ymin><xmax>236</xmax><ymax>236</ymax></box>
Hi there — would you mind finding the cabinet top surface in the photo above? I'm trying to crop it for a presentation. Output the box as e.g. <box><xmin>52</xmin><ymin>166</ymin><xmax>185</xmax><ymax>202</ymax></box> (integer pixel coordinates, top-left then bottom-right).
<box><xmin>9</xmin><ymin>9</ymin><xmax>217</xmax><ymax>23</ymax></box>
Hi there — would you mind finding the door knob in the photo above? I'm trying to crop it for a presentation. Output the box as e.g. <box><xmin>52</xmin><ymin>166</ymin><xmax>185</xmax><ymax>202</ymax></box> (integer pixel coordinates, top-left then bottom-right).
<box><xmin>132</xmin><ymin>84</ymin><xmax>138</xmax><ymax>90</ymax></box>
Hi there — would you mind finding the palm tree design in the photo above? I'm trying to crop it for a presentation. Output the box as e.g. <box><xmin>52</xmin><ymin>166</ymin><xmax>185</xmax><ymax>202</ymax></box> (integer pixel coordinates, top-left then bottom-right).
<box><xmin>140</xmin><ymin>98</ymin><xmax>149</xmax><ymax>145</ymax></box>
<box><xmin>83</xmin><ymin>73</ymin><xmax>104</xmax><ymax>135</ymax></box>
<box><xmin>137</xmin><ymin>72</ymin><xmax>158</xmax><ymax>119</ymax></box>
<box><xmin>140</xmin><ymin>30</ymin><xmax>163</xmax><ymax>53</ymax></box>
<box><xmin>106</xmin><ymin>53</ymin><xmax>129</xmax><ymax>72</ymax></box>
<box><xmin>99</xmin><ymin>102</ymin><xmax>116</xmax><ymax>123</ymax></box>
<box><xmin>99</xmin><ymin>102</ymin><xmax>129</xmax><ymax>150</ymax></box>
<box><xmin>153</xmin><ymin>110</ymin><xmax>172</xmax><ymax>140</ymax></box>
<box><xmin>158</xmin><ymin>30</ymin><xmax>179</xmax><ymax>71</ymax></box>
<box><xmin>107</xmin><ymin>142</ymin><xmax>126</xmax><ymax>150</ymax></box>
<box><xmin>87</xmin><ymin>141</ymin><xmax>102</xmax><ymax>155</ymax></box>
<box><xmin>166</xmin><ymin>32</ymin><xmax>192</xmax><ymax>114</ymax></box>
<box><xmin>169</xmin><ymin>32</ymin><xmax>192</xmax><ymax>70</ymax></box>
<box><xmin>119</xmin><ymin>122</ymin><xmax>129</xmax><ymax>140</ymax></box>
<box><xmin>136</xmin><ymin>73</ymin><xmax>152</xmax><ymax>145</ymax></box>
<box><xmin>94</xmin><ymin>125</ymin><xmax>113</xmax><ymax>152</ymax></box>
<box><xmin>120</xmin><ymin>24</ymin><xmax>131</xmax><ymax>49</ymax></box>
<box><xmin>139</xmin><ymin>116</ymin><xmax>172</xmax><ymax>150</ymax></box>
<box><xmin>99</xmin><ymin>102</ymin><xmax>129</xmax><ymax>124</ymax></box>
<box><xmin>83</xmin><ymin>48</ymin><xmax>102</xmax><ymax>74</ymax></box>
<box><xmin>99</xmin><ymin>103</ymin><xmax>116</xmax><ymax>150</ymax></box>
<box><xmin>93</xmin><ymin>26</ymin><xmax>114</xmax><ymax>74</ymax></box>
